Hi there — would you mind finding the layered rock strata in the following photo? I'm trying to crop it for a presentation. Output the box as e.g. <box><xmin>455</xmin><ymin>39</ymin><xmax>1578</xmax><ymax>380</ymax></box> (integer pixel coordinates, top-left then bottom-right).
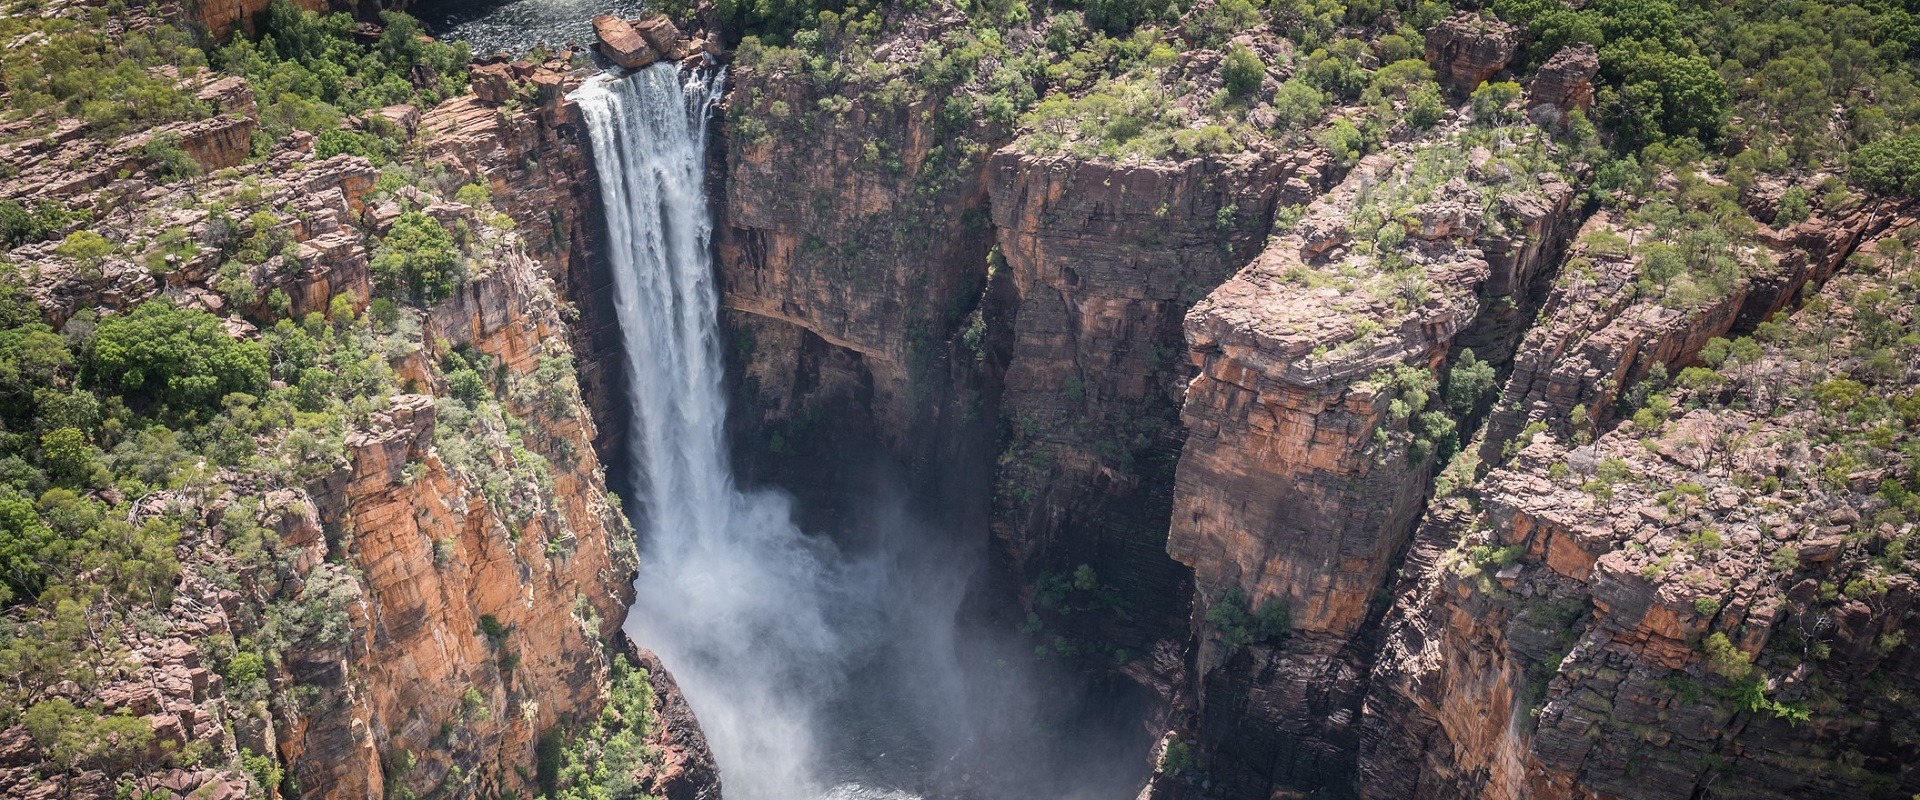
<box><xmin>1359</xmin><ymin>215</ymin><xmax>1920</xmax><ymax>798</ymax></box>
<box><xmin>0</xmin><ymin>60</ymin><xmax>717</xmax><ymax>800</ymax></box>
<box><xmin>1162</xmin><ymin>125</ymin><xmax>1581</xmax><ymax>794</ymax></box>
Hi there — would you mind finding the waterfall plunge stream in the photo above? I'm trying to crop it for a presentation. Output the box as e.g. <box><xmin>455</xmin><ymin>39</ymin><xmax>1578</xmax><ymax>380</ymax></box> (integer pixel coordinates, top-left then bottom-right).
<box><xmin>573</xmin><ymin>63</ymin><xmax>1151</xmax><ymax>800</ymax></box>
<box><xmin>574</xmin><ymin>64</ymin><xmax>883</xmax><ymax>800</ymax></box>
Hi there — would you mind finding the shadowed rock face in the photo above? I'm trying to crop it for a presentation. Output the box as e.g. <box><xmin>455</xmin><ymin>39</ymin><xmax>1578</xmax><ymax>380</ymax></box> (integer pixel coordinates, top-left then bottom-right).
<box><xmin>1425</xmin><ymin>12</ymin><xmax>1520</xmax><ymax>96</ymax></box>
<box><xmin>986</xmin><ymin>148</ymin><xmax>1297</xmax><ymax>661</ymax></box>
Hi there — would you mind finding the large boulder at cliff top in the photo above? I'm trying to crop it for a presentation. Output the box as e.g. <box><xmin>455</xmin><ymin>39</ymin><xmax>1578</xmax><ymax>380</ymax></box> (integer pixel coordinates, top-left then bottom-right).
<box><xmin>633</xmin><ymin>14</ymin><xmax>688</xmax><ymax>58</ymax></box>
<box><xmin>594</xmin><ymin>15</ymin><xmax>660</xmax><ymax>69</ymax></box>
<box><xmin>1528</xmin><ymin>43</ymin><xmax>1600</xmax><ymax>111</ymax></box>
<box><xmin>1424</xmin><ymin>12</ymin><xmax>1519</xmax><ymax>95</ymax></box>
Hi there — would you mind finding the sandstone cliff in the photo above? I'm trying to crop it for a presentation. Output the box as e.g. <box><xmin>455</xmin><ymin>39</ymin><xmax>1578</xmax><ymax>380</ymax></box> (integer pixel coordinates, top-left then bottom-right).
<box><xmin>986</xmin><ymin>147</ymin><xmax>1296</xmax><ymax>669</ymax></box>
<box><xmin>1360</xmin><ymin>212</ymin><xmax>1920</xmax><ymax>799</ymax></box>
<box><xmin>1157</xmin><ymin>120</ymin><xmax>1581</xmax><ymax>795</ymax></box>
<box><xmin>714</xmin><ymin>33</ymin><xmax>1003</xmax><ymax>495</ymax></box>
<box><xmin>0</xmin><ymin>52</ymin><xmax>716</xmax><ymax>800</ymax></box>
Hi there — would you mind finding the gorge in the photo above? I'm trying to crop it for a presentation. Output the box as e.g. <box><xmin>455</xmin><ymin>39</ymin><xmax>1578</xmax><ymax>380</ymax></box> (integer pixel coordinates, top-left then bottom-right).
<box><xmin>0</xmin><ymin>0</ymin><xmax>1918</xmax><ymax>799</ymax></box>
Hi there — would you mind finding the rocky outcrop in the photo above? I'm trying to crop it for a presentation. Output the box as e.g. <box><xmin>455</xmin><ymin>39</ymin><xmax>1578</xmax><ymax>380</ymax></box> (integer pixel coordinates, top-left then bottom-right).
<box><xmin>986</xmin><ymin>148</ymin><xmax>1298</xmax><ymax>665</ymax></box>
<box><xmin>1477</xmin><ymin>194</ymin><xmax>1901</xmax><ymax>466</ymax></box>
<box><xmin>595</xmin><ymin>16</ymin><xmax>662</xmax><ymax>70</ymax></box>
<box><xmin>1160</xmin><ymin>130</ymin><xmax>1580</xmax><ymax>795</ymax></box>
<box><xmin>1425</xmin><ymin>13</ymin><xmax>1520</xmax><ymax>95</ymax></box>
<box><xmin>1358</xmin><ymin>217</ymin><xmax>1920</xmax><ymax>797</ymax></box>
<box><xmin>1527</xmin><ymin>44</ymin><xmax>1599</xmax><ymax>113</ymax></box>
<box><xmin>0</xmin><ymin>75</ymin><xmax>261</xmax><ymax>203</ymax></box>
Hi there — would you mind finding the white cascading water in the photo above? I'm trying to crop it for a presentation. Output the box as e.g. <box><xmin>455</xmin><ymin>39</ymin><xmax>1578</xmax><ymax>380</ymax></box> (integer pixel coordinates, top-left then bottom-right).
<box><xmin>573</xmin><ymin>64</ymin><xmax>893</xmax><ymax>800</ymax></box>
<box><xmin>572</xmin><ymin>62</ymin><xmax>1152</xmax><ymax>800</ymax></box>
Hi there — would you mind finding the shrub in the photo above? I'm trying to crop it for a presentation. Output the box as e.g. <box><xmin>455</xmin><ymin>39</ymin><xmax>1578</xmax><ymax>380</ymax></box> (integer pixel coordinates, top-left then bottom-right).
<box><xmin>1407</xmin><ymin>83</ymin><xmax>1446</xmax><ymax>129</ymax></box>
<box><xmin>1703</xmin><ymin>631</ymin><xmax>1751</xmax><ymax>678</ymax></box>
<box><xmin>87</xmin><ymin>300</ymin><xmax>269</xmax><ymax>416</ymax></box>
<box><xmin>22</xmin><ymin>699</ymin><xmax>154</xmax><ymax>771</ymax></box>
<box><xmin>1222</xmin><ymin>44</ymin><xmax>1265</xmax><ymax>101</ymax></box>
<box><xmin>1774</xmin><ymin>186</ymin><xmax>1811</xmax><ymax>227</ymax></box>
<box><xmin>0</xmin><ymin>199</ymin><xmax>84</xmax><ymax>249</ymax></box>
<box><xmin>454</xmin><ymin>182</ymin><xmax>493</xmax><ymax>207</ymax></box>
<box><xmin>138</xmin><ymin>134</ymin><xmax>201</xmax><ymax>183</ymax></box>
<box><xmin>1446</xmin><ymin>349</ymin><xmax>1497</xmax><ymax>417</ymax></box>
<box><xmin>370</xmin><ymin>212</ymin><xmax>461</xmax><ymax>306</ymax></box>
<box><xmin>54</xmin><ymin>231</ymin><xmax>113</xmax><ymax>263</ymax></box>
<box><xmin>1470</xmin><ymin>80</ymin><xmax>1522</xmax><ymax>123</ymax></box>
<box><xmin>1849</xmin><ymin>133</ymin><xmax>1920</xmax><ymax>197</ymax></box>
<box><xmin>1316</xmin><ymin>117</ymin><xmax>1368</xmax><ymax>166</ymax></box>
<box><xmin>1272</xmin><ymin>79</ymin><xmax>1328</xmax><ymax>131</ymax></box>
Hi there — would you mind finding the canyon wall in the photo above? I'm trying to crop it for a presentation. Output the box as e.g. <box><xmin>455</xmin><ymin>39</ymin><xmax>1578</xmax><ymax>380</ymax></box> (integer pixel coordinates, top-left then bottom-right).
<box><xmin>0</xmin><ymin>56</ymin><xmax>716</xmax><ymax>800</ymax></box>
<box><xmin>703</xmin><ymin>14</ymin><xmax>1920</xmax><ymax>796</ymax></box>
<box><xmin>1359</xmin><ymin>213</ymin><xmax>1920</xmax><ymax>799</ymax></box>
<box><xmin>1159</xmin><ymin>125</ymin><xmax>1582</xmax><ymax>795</ymax></box>
<box><xmin>711</xmin><ymin>49</ymin><xmax>1004</xmax><ymax>514</ymax></box>
<box><xmin>985</xmin><ymin>148</ymin><xmax>1303</xmax><ymax>670</ymax></box>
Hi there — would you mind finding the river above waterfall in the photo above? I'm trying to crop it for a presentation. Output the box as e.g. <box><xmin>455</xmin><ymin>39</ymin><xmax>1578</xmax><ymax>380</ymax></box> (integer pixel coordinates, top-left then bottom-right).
<box><xmin>413</xmin><ymin>0</ymin><xmax>647</xmax><ymax>56</ymax></box>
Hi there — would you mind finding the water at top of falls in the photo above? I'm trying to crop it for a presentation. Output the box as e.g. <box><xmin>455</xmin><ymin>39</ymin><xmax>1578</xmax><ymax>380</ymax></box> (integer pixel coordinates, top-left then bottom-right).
<box><xmin>572</xmin><ymin>64</ymin><xmax>876</xmax><ymax>800</ymax></box>
<box><xmin>572</xmin><ymin>62</ymin><xmax>1153</xmax><ymax>800</ymax></box>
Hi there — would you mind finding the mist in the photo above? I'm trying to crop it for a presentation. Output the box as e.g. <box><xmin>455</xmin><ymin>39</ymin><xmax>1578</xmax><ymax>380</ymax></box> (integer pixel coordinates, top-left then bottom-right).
<box><xmin>573</xmin><ymin>63</ymin><xmax>1152</xmax><ymax>800</ymax></box>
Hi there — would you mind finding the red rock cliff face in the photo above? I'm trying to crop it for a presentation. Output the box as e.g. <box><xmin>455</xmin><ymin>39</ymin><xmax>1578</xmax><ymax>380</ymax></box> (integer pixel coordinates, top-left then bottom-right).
<box><xmin>1359</xmin><ymin>246</ymin><xmax>1920</xmax><ymax>799</ymax></box>
<box><xmin>419</xmin><ymin>57</ymin><xmax>635</xmax><ymax>470</ymax></box>
<box><xmin>713</xmin><ymin>57</ymin><xmax>1001</xmax><ymax>488</ymax></box>
<box><xmin>986</xmin><ymin>148</ymin><xmax>1299</xmax><ymax>664</ymax></box>
<box><xmin>286</xmin><ymin>246</ymin><xmax>641</xmax><ymax>800</ymax></box>
<box><xmin>1161</xmin><ymin>132</ymin><xmax>1581</xmax><ymax>795</ymax></box>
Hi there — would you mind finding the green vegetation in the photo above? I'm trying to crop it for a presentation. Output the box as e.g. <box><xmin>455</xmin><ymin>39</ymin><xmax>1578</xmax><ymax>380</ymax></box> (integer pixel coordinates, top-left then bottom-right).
<box><xmin>539</xmin><ymin>656</ymin><xmax>665</xmax><ymax>800</ymax></box>
<box><xmin>86</xmin><ymin>300</ymin><xmax>270</xmax><ymax>417</ymax></box>
<box><xmin>1850</xmin><ymin>133</ymin><xmax>1920</xmax><ymax>197</ymax></box>
<box><xmin>371</xmin><ymin>212</ymin><xmax>463</xmax><ymax>305</ymax></box>
<box><xmin>1206</xmin><ymin>585</ymin><xmax>1291</xmax><ymax>649</ymax></box>
<box><xmin>0</xmin><ymin>7</ymin><xmax>210</xmax><ymax>137</ymax></box>
<box><xmin>212</xmin><ymin>1</ymin><xmax>469</xmax><ymax>140</ymax></box>
<box><xmin>1446</xmin><ymin>349</ymin><xmax>1498</xmax><ymax>417</ymax></box>
<box><xmin>0</xmin><ymin>199</ymin><xmax>87</xmax><ymax>249</ymax></box>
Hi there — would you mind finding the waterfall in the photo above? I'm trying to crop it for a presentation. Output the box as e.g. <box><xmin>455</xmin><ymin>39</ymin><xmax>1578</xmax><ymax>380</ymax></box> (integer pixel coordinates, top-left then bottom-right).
<box><xmin>572</xmin><ymin>62</ymin><xmax>1153</xmax><ymax>800</ymax></box>
<box><xmin>573</xmin><ymin>64</ymin><xmax>883</xmax><ymax>800</ymax></box>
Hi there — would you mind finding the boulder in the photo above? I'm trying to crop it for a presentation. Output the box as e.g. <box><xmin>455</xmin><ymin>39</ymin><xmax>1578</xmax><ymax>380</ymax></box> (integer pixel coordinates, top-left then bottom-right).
<box><xmin>470</xmin><ymin>62</ymin><xmax>516</xmax><ymax>104</ymax></box>
<box><xmin>593</xmin><ymin>15</ymin><xmax>660</xmax><ymax>70</ymax></box>
<box><xmin>632</xmin><ymin>14</ymin><xmax>687</xmax><ymax>59</ymax></box>
<box><xmin>1528</xmin><ymin>43</ymin><xmax>1600</xmax><ymax>111</ymax></box>
<box><xmin>1424</xmin><ymin>13</ymin><xmax>1519</xmax><ymax>95</ymax></box>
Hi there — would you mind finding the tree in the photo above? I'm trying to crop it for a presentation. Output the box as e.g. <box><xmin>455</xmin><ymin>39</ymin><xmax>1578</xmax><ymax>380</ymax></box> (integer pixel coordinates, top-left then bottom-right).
<box><xmin>86</xmin><ymin>300</ymin><xmax>269</xmax><ymax>416</ymax></box>
<box><xmin>21</xmin><ymin>699</ymin><xmax>154</xmax><ymax>772</ymax></box>
<box><xmin>1851</xmin><ymin>133</ymin><xmax>1920</xmax><ymax>197</ymax></box>
<box><xmin>371</xmin><ymin>212</ymin><xmax>461</xmax><ymax>306</ymax></box>
<box><xmin>1222</xmin><ymin>44</ymin><xmax>1266</xmax><ymax>101</ymax></box>
<box><xmin>1446</xmin><ymin>349</ymin><xmax>1498</xmax><ymax>416</ymax></box>
<box><xmin>1272</xmin><ymin>79</ymin><xmax>1328</xmax><ymax>131</ymax></box>
<box><xmin>1407</xmin><ymin>83</ymin><xmax>1446</xmax><ymax>129</ymax></box>
<box><xmin>1471</xmin><ymin>80</ymin><xmax>1523</xmax><ymax>123</ymax></box>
